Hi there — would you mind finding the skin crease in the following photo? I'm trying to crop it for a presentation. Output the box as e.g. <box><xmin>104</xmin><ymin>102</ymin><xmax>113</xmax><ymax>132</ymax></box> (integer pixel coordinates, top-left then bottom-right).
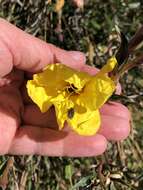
<box><xmin>0</xmin><ymin>19</ymin><xmax>130</xmax><ymax>156</ymax></box>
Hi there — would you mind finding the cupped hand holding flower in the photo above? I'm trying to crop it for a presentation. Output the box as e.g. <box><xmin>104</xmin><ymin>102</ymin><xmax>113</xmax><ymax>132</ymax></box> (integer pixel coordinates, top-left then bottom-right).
<box><xmin>27</xmin><ymin>58</ymin><xmax>117</xmax><ymax>136</ymax></box>
<box><xmin>0</xmin><ymin>19</ymin><xmax>130</xmax><ymax>156</ymax></box>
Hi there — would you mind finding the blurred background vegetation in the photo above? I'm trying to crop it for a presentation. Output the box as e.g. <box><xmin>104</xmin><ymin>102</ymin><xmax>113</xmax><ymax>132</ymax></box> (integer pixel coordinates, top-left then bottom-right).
<box><xmin>0</xmin><ymin>0</ymin><xmax>143</xmax><ymax>189</ymax></box>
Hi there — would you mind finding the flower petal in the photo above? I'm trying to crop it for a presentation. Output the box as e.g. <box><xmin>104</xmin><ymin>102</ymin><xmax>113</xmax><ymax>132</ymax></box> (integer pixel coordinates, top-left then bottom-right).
<box><xmin>27</xmin><ymin>61</ymin><xmax>117</xmax><ymax>136</ymax></box>
<box><xmin>33</xmin><ymin>64</ymin><xmax>70</xmax><ymax>91</ymax></box>
<box><xmin>33</xmin><ymin>63</ymin><xmax>91</xmax><ymax>92</ymax></box>
<box><xmin>65</xmin><ymin>71</ymin><xmax>91</xmax><ymax>90</ymax></box>
<box><xmin>72</xmin><ymin>75</ymin><xmax>115</xmax><ymax>111</ymax></box>
<box><xmin>27</xmin><ymin>80</ymin><xmax>52</xmax><ymax>112</ymax></box>
<box><xmin>54</xmin><ymin>100</ymin><xmax>74</xmax><ymax>129</ymax></box>
<box><xmin>71</xmin><ymin>57</ymin><xmax>117</xmax><ymax>111</ymax></box>
<box><xmin>67</xmin><ymin>106</ymin><xmax>101</xmax><ymax>136</ymax></box>
<box><xmin>97</xmin><ymin>56</ymin><xmax>117</xmax><ymax>75</ymax></box>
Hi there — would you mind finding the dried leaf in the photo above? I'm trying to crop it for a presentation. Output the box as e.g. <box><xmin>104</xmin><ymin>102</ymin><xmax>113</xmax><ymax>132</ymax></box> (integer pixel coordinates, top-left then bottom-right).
<box><xmin>0</xmin><ymin>158</ymin><xmax>14</xmax><ymax>189</ymax></box>
<box><xmin>88</xmin><ymin>40</ymin><xmax>95</xmax><ymax>66</ymax></box>
<box><xmin>110</xmin><ymin>172</ymin><xmax>123</xmax><ymax>179</ymax></box>
<box><xmin>19</xmin><ymin>171</ymin><xmax>28</xmax><ymax>190</ymax></box>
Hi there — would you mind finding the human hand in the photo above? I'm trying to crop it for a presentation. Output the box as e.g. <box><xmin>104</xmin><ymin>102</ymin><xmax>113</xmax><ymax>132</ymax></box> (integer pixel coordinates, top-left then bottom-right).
<box><xmin>0</xmin><ymin>19</ymin><xmax>130</xmax><ymax>156</ymax></box>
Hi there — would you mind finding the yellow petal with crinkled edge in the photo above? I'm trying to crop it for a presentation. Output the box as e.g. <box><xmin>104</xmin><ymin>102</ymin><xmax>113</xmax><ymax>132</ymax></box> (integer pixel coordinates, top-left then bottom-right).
<box><xmin>33</xmin><ymin>63</ymin><xmax>72</xmax><ymax>91</ymax></box>
<box><xmin>54</xmin><ymin>100</ymin><xmax>74</xmax><ymax>129</ymax></box>
<box><xmin>27</xmin><ymin>60</ymin><xmax>117</xmax><ymax>136</ymax></box>
<box><xmin>67</xmin><ymin>106</ymin><xmax>100</xmax><ymax>136</ymax></box>
<box><xmin>27</xmin><ymin>80</ymin><xmax>52</xmax><ymax>112</ymax></box>
<box><xmin>33</xmin><ymin>63</ymin><xmax>90</xmax><ymax>88</ymax></box>
<box><xmin>71</xmin><ymin>74</ymin><xmax>115</xmax><ymax>111</ymax></box>
<box><xmin>65</xmin><ymin>71</ymin><xmax>91</xmax><ymax>90</ymax></box>
<box><xmin>33</xmin><ymin>63</ymin><xmax>91</xmax><ymax>93</ymax></box>
<box><xmin>34</xmin><ymin>63</ymin><xmax>91</xmax><ymax>89</ymax></box>
<box><xmin>97</xmin><ymin>56</ymin><xmax>117</xmax><ymax>75</ymax></box>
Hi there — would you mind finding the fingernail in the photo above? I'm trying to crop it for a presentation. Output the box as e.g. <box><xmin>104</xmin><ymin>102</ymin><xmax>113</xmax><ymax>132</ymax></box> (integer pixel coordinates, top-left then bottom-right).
<box><xmin>69</xmin><ymin>51</ymin><xmax>86</xmax><ymax>64</ymax></box>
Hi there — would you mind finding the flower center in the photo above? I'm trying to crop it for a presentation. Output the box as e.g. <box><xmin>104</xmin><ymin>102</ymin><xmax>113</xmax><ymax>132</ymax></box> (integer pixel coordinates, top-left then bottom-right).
<box><xmin>66</xmin><ymin>83</ymin><xmax>80</xmax><ymax>95</ymax></box>
<box><xmin>67</xmin><ymin>84</ymin><xmax>77</xmax><ymax>92</ymax></box>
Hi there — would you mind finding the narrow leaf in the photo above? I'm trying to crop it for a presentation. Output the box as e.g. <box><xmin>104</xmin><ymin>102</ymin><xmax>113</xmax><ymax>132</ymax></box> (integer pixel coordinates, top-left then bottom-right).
<box><xmin>115</xmin><ymin>32</ymin><xmax>129</xmax><ymax>65</ymax></box>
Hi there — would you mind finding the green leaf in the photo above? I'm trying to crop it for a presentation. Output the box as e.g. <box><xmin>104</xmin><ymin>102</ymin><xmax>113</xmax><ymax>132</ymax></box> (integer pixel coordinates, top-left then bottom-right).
<box><xmin>71</xmin><ymin>176</ymin><xmax>92</xmax><ymax>189</ymax></box>
<box><xmin>90</xmin><ymin>20</ymin><xmax>101</xmax><ymax>30</ymax></box>
<box><xmin>65</xmin><ymin>164</ymin><xmax>73</xmax><ymax>180</ymax></box>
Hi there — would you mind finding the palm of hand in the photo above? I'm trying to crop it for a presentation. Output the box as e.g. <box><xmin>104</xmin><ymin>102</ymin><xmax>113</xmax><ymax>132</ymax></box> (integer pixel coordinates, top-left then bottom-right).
<box><xmin>0</xmin><ymin>19</ymin><xmax>130</xmax><ymax>156</ymax></box>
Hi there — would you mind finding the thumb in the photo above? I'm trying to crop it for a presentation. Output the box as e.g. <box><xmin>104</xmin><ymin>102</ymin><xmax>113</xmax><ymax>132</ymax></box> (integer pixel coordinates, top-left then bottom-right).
<box><xmin>0</xmin><ymin>18</ymin><xmax>85</xmax><ymax>77</ymax></box>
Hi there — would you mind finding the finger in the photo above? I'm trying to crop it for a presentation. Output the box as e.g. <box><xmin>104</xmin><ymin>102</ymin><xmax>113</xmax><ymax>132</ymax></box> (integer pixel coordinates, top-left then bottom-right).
<box><xmin>9</xmin><ymin>126</ymin><xmax>107</xmax><ymax>156</ymax></box>
<box><xmin>98</xmin><ymin>115</ymin><xmax>130</xmax><ymax>141</ymax></box>
<box><xmin>0</xmin><ymin>18</ymin><xmax>85</xmax><ymax>77</ymax></box>
<box><xmin>23</xmin><ymin>102</ymin><xmax>131</xmax><ymax>140</ymax></box>
<box><xmin>99</xmin><ymin>102</ymin><xmax>130</xmax><ymax>140</ymax></box>
<box><xmin>0</xmin><ymin>68</ymin><xmax>24</xmax><ymax>87</ymax></box>
<box><xmin>0</xmin><ymin>86</ymin><xmax>23</xmax><ymax>154</ymax></box>
<box><xmin>100</xmin><ymin>102</ymin><xmax>131</xmax><ymax>120</ymax></box>
<box><xmin>0</xmin><ymin>111</ymin><xmax>18</xmax><ymax>154</ymax></box>
<box><xmin>0</xmin><ymin>38</ymin><xmax>13</xmax><ymax>77</ymax></box>
<box><xmin>81</xmin><ymin>64</ymin><xmax>99</xmax><ymax>75</ymax></box>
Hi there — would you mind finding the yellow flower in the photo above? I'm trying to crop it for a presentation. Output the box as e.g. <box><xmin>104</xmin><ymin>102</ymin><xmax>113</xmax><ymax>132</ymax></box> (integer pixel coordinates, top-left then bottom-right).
<box><xmin>27</xmin><ymin>57</ymin><xmax>117</xmax><ymax>136</ymax></box>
